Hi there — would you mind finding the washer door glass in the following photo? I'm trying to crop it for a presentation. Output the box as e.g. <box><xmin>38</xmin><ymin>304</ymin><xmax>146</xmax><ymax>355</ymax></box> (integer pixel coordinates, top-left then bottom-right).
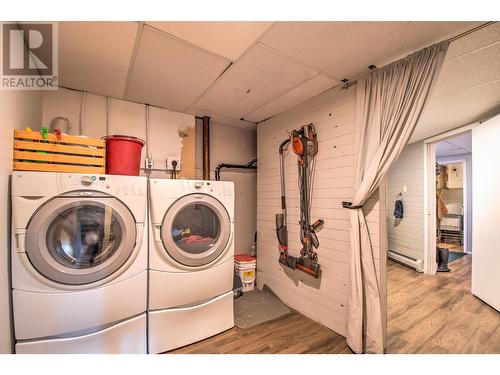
<box><xmin>46</xmin><ymin>204</ymin><xmax>122</xmax><ymax>269</ymax></box>
<box><xmin>161</xmin><ymin>194</ymin><xmax>231</xmax><ymax>267</ymax></box>
<box><xmin>25</xmin><ymin>194</ymin><xmax>137</xmax><ymax>285</ymax></box>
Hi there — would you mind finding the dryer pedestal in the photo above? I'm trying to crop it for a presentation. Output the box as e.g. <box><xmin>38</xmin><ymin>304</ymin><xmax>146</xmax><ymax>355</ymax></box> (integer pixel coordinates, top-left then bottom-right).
<box><xmin>148</xmin><ymin>291</ymin><xmax>234</xmax><ymax>353</ymax></box>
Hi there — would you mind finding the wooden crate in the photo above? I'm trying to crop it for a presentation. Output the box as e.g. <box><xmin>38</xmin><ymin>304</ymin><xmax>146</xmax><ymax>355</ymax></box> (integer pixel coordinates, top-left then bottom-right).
<box><xmin>13</xmin><ymin>130</ymin><xmax>106</xmax><ymax>174</ymax></box>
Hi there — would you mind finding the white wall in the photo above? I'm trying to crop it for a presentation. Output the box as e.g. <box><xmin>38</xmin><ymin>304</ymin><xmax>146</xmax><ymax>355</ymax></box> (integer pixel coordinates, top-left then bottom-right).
<box><xmin>386</xmin><ymin>142</ymin><xmax>426</xmax><ymax>260</ymax></box>
<box><xmin>0</xmin><ymin>90</ymin><xmax>44</xmax><ymax>354</ymax></box>
<box><xmin>41</xmin><ymin>88</ymin><xmax>195</xmax><ymax>177</ymax></box>
<box><xmin>210</xmin><ymin>122</ymin><xmax>257</xmax><ymax>255</ymax></box>
<box><xmin>256</xmin><ymin>86</ymin><xmax>382</xmax><ymax>337</ymax></box>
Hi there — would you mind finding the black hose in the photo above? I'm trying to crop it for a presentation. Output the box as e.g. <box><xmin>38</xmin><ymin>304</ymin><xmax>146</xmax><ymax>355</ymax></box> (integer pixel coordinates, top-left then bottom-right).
<box><xmin>214</xmin><ymin>159</ymin><xmax>257</xmax><ymax>181</ymax></box>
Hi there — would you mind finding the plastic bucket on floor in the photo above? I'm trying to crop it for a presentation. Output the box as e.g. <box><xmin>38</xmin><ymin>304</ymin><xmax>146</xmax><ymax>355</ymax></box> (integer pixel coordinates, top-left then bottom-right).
<box><xmin>103</xmin><ymin>135</ymin><xmax>145</xmax><ymax>176</ymax></box>
<box><xmin>235</xmin><ymin>266</ymin><xmax>255</xmax><ymax>292</ymax></box>
<box><xmin>235</xmin><ymin>255</ymin><xmax>256</xmax><ymax>293</ymax></box>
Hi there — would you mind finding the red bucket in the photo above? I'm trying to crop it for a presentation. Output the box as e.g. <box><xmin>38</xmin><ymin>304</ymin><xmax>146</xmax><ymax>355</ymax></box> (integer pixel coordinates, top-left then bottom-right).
<box><xmin>102</xmin><ymin>135</ymin><xmax>145</xmax><ymax>176</ymax></box>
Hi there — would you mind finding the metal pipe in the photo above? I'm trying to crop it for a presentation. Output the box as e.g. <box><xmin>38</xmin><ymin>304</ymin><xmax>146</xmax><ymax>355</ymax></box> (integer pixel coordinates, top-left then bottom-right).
<box><xmin>278</xmin><ymin>139</ymin><xmax>290</xmax><ymax>218</ymax></box>
<box><xmin>202</xmin><ymin>116</ymin><xmax>210</xmax><ymax>180</ymax></box>
<box><xmin>342</xmin><ymin>21</ymin><xmax>496</xmax><ymax>90</ymax></box>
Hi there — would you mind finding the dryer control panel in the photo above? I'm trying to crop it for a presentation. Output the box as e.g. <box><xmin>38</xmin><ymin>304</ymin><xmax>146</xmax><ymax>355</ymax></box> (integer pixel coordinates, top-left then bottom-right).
<box><xmin>179</xmin><ymin>180</ymin><xmax>232</xmax><ymax>196</ymax></box>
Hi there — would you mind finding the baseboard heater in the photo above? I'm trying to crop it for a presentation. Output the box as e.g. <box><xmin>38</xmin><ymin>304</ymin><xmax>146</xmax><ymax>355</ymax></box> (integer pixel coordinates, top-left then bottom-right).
<box><xmin>388</xmin><ymin>250</ymin><xmax>424</xmax><ymax>273</ymax></box>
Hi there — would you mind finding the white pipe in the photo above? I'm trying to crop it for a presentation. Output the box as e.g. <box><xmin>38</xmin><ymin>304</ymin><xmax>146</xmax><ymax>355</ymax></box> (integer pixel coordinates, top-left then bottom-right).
<box><xmin>79</xmin><ymin>90</ymin><xmax>87</xmax><ymax>135</ymax></box>
<box><xmin>145</xmin><ymin>104</ymin><xmax>150</xmax><ymax>157</ymax></box>
<box><xmin>106</xmin><ymin>96</ymin><xmax>111</xmax><ymax>136</ymax></box>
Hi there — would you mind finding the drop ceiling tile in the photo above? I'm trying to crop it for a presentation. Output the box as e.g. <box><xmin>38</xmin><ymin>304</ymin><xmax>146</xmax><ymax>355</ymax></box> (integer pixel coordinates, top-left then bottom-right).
<box><xmin>431</xmin><ymin>42</ymin><xmax>500</xmax><ymax>98</ymax></box>
<box><xmin>324</xmin><ymin>22</ymin><xmax>481</xmax><ymax>81</ymax></box>
<box><xmin>146</xmin><ymin>22</ymin><xmax>273</xmax><ymax>60</ymax></box>
<box><xmin>413</xmin><ymin>79</ymin><xmax>500</xmax><ymax>143</ymax></box>
<box><xmin>59</xmin><ymin>22</ymin><xmax>138</xmax><ymax>98</ymax></box>
<box><xmin>246</xmin><ymin>74</ymin><xmax>338</xmax><ymax>122</ymax></box>
<box><xmin>424</xmin><ymin>80</ymin><xmax>500</xmax><ymax>120</ymax></box>
<box><xmin>411</xmin><ymin>101</ymin><xmax>500</xmax><ymax>143</ymax></box>
<box><xmin>194</xmin><ymin>44</ymin><xmax>317</xmax><ymax>119</ymax></box>
<box><xmin>436</xmin><ymin>141</ymin><xmax>462</xmax><ymax>156</ymax></box>
<box><xmin>126</xmin><ymin>26</ymin><xmax>231</xmax><ymax>112</ymax></box>
<box><xmin>447</xmin><ymin>133</ymin><xmax>472</xmax><ymax>152</ymax></box>
<box><xmin>445</xmin><ymin>22</ymin><xmax>500</xmax><ymax>61</ymax></box>
<box><xmin>260</xmin><ymin>22</ymin><xmax>408</xmax><ymax>71</ymax></box>
<box><xmin>436</xmin><ymin>146</ymin><xmax>469</xmax><ymax>158</ymax></box>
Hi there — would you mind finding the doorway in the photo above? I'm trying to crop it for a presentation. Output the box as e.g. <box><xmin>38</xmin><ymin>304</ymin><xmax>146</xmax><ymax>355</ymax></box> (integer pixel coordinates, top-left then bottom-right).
<box><xmin>386</xmin><ymin>117</ymin><xmax>500</xmax><ymax>353</ymax></box>
<box><xmin>434</xmin><ymin>131</ymin><xmax>472</xmax><ymax>270</ymax></box>
<box><xmin>423</xmin><ymin>127</ymin><xmax>473</xmax><ymax>275</ymax></box>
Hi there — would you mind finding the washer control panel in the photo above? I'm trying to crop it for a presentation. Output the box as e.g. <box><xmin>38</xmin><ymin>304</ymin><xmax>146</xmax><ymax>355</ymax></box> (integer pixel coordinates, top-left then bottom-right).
<box><xmin>59</xmin><ymin>174</ymin><xmax>145</xmax><ymax>197</ymax></box>
<box><xmin>60</xmin><ymin>174</ymin><xmax>112</xmax><ymax>189</ymax></box>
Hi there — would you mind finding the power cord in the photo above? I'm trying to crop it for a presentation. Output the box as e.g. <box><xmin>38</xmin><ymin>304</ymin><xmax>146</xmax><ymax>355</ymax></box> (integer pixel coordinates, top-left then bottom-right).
<box><xmin>171</xmin><ymin>160</ymin><xmax>178</xmax><ymax>179</ymax></box>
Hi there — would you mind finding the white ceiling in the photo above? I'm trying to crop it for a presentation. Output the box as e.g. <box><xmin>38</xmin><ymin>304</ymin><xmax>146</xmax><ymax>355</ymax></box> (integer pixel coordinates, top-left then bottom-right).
<box><xmin>125</xmin><ymin>26</ymin><xmax>230</xmax><ymax>112</ymax></box>
<box><xmin>59</xmin><ymin>22</ymin><xmax>138</xmax><ymax>98</ymax></box>
<box><xmin>435</xmin><ymin>132</ymin><xmax>472</xmax><ymax>157</ymax></box>
<box><xmin>57</xmin><ymin>21</ymin><xmax>497</xmax><ymax>132</ymax></box>
<box><xmin>410</xmin><ymin>22</ymin><xmax>500</xmax><ymax>142</ymax></box>
<box><xmin>146</xmin><ymin>22</ymin><xmax>273</xmax><ymax>61</ymax></box>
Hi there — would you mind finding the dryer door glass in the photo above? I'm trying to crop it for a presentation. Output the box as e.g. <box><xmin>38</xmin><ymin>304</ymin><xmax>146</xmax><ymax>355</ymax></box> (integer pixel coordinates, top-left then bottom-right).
<box><xmin>25</xmin><ymin>195</ymin><xmax>137</xmax><ymax>285</ymax></box>
<box><xmin>161</xmin><ymin>194</ymin><xmax>231</xmax><ymax>267</ymax></box>
<box><xmin>172</xmin><ymin>202</ymin><xmax>220</xmax><ymax>254</ymax></box>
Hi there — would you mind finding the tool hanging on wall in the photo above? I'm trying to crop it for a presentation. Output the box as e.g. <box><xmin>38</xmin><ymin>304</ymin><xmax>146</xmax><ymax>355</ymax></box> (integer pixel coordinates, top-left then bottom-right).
<box><xmin>275</xmin><ymin>123</ymin><xmax>324</xmax><ymax>278</ymax></box>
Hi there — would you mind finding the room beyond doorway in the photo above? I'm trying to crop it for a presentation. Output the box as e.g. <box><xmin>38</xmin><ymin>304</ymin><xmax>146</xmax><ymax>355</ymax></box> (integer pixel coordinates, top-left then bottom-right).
<box><xmin>435</xmin><ymin>132</ymin><xmax>472</xmax><ymax>257</ymax></box>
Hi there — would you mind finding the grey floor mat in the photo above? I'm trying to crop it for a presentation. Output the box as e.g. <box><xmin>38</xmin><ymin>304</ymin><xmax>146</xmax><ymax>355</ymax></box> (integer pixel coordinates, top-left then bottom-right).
<box><xmin>234</xmin><ymin>286</ymin><xmax>292</xmax><ymax>329</ymax></box>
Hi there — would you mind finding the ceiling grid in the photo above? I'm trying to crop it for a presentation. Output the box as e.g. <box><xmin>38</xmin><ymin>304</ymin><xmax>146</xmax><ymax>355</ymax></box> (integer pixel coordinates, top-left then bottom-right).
<box><xmin>56</xmin><ymin>21</ymin><xmax>499</xmax><ymax>133</ymax></box>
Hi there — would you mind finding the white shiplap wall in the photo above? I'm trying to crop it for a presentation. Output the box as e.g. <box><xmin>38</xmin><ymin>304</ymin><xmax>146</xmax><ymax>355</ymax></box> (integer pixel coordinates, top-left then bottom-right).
<box><xmin>386</xmin><ymin>142</ymin><xmax>425</xmax><ymax>260</ymax></box>
<box><xmin>256</xmin><ymin>86</ymin><xmax>382</xmax><ymax>337</ymax></box>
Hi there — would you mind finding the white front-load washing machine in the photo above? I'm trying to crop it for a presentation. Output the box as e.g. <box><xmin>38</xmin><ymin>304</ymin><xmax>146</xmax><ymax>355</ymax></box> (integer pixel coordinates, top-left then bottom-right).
<box><xmin>11</xmin><ymin>171</ymin><xmax>147</xmax><ymax>353</ymax></box>
<box><xmin>148</xmin><ymin>179</ymin><xmax>235</xmax><ymax>353</ymax></box>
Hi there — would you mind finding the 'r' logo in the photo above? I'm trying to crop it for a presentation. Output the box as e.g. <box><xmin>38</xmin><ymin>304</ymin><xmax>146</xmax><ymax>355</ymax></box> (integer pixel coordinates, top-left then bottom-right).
<box><xmin>2</xmin><ymin>23</ymin><xmax>53</xmax><ymax>75</ymax></box>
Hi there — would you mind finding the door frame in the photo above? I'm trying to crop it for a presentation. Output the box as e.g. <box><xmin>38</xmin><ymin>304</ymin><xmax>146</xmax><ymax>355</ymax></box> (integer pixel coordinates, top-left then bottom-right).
<box><xmin>423</xmin><ymin>123</ymin><xmax>477</xmax><ymax>274</ymax></box>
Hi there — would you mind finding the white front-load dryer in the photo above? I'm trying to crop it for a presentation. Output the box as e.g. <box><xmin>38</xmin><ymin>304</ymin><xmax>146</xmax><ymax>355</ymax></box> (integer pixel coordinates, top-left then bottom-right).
<box><xmin>11</xmin><ymin>171</ymin><xmax>148</xmax><ymax>353</ymax></box>
<box><xmin>148</xmin><ymin>179</ymin><xmax>235</xmax><ymax>353</ymax></box>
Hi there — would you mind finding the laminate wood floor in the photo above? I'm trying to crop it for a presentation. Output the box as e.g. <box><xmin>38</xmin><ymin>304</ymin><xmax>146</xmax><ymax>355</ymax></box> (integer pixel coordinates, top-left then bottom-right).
<box><xmin>387</xmin><ymin>255</ymin><xmax>500</xmax><ymax>353</ymax></box>
<box><xmin>169</xmin><ymin>311</ymin><xmax>352</xmax><ymax>354</ymax></box>
<box><xmin>170</xmin><ymin>254</ymin><xmax>499</xmax><ymax>354</ymax></box>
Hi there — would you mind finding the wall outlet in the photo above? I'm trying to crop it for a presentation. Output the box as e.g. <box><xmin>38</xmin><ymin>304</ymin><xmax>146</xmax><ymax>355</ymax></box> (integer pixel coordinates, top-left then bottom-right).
<box><xmin>144</xmin><ymin>157</ymin><xmax>154</xmax><ymax>170</ymax></box>
<box><xmin>166</xmin><ymin>156</ymin><xmax>181</xmax><ymax>171</ymax></box>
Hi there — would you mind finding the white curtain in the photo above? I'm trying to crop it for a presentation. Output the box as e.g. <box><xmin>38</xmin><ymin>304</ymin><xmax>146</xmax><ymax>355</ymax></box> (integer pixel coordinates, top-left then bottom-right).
<box><xmin>346</xmin><ymin>41</ymin><xmax>450</xmax><ymax>354</ymax></box>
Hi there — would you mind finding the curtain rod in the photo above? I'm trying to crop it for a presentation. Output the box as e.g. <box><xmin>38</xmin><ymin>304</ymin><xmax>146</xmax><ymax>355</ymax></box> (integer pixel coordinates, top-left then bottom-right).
<box><xmin>342</xmin><ymin>21</ymin><xmax>497</xmax><ymax>90</ymax></box>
